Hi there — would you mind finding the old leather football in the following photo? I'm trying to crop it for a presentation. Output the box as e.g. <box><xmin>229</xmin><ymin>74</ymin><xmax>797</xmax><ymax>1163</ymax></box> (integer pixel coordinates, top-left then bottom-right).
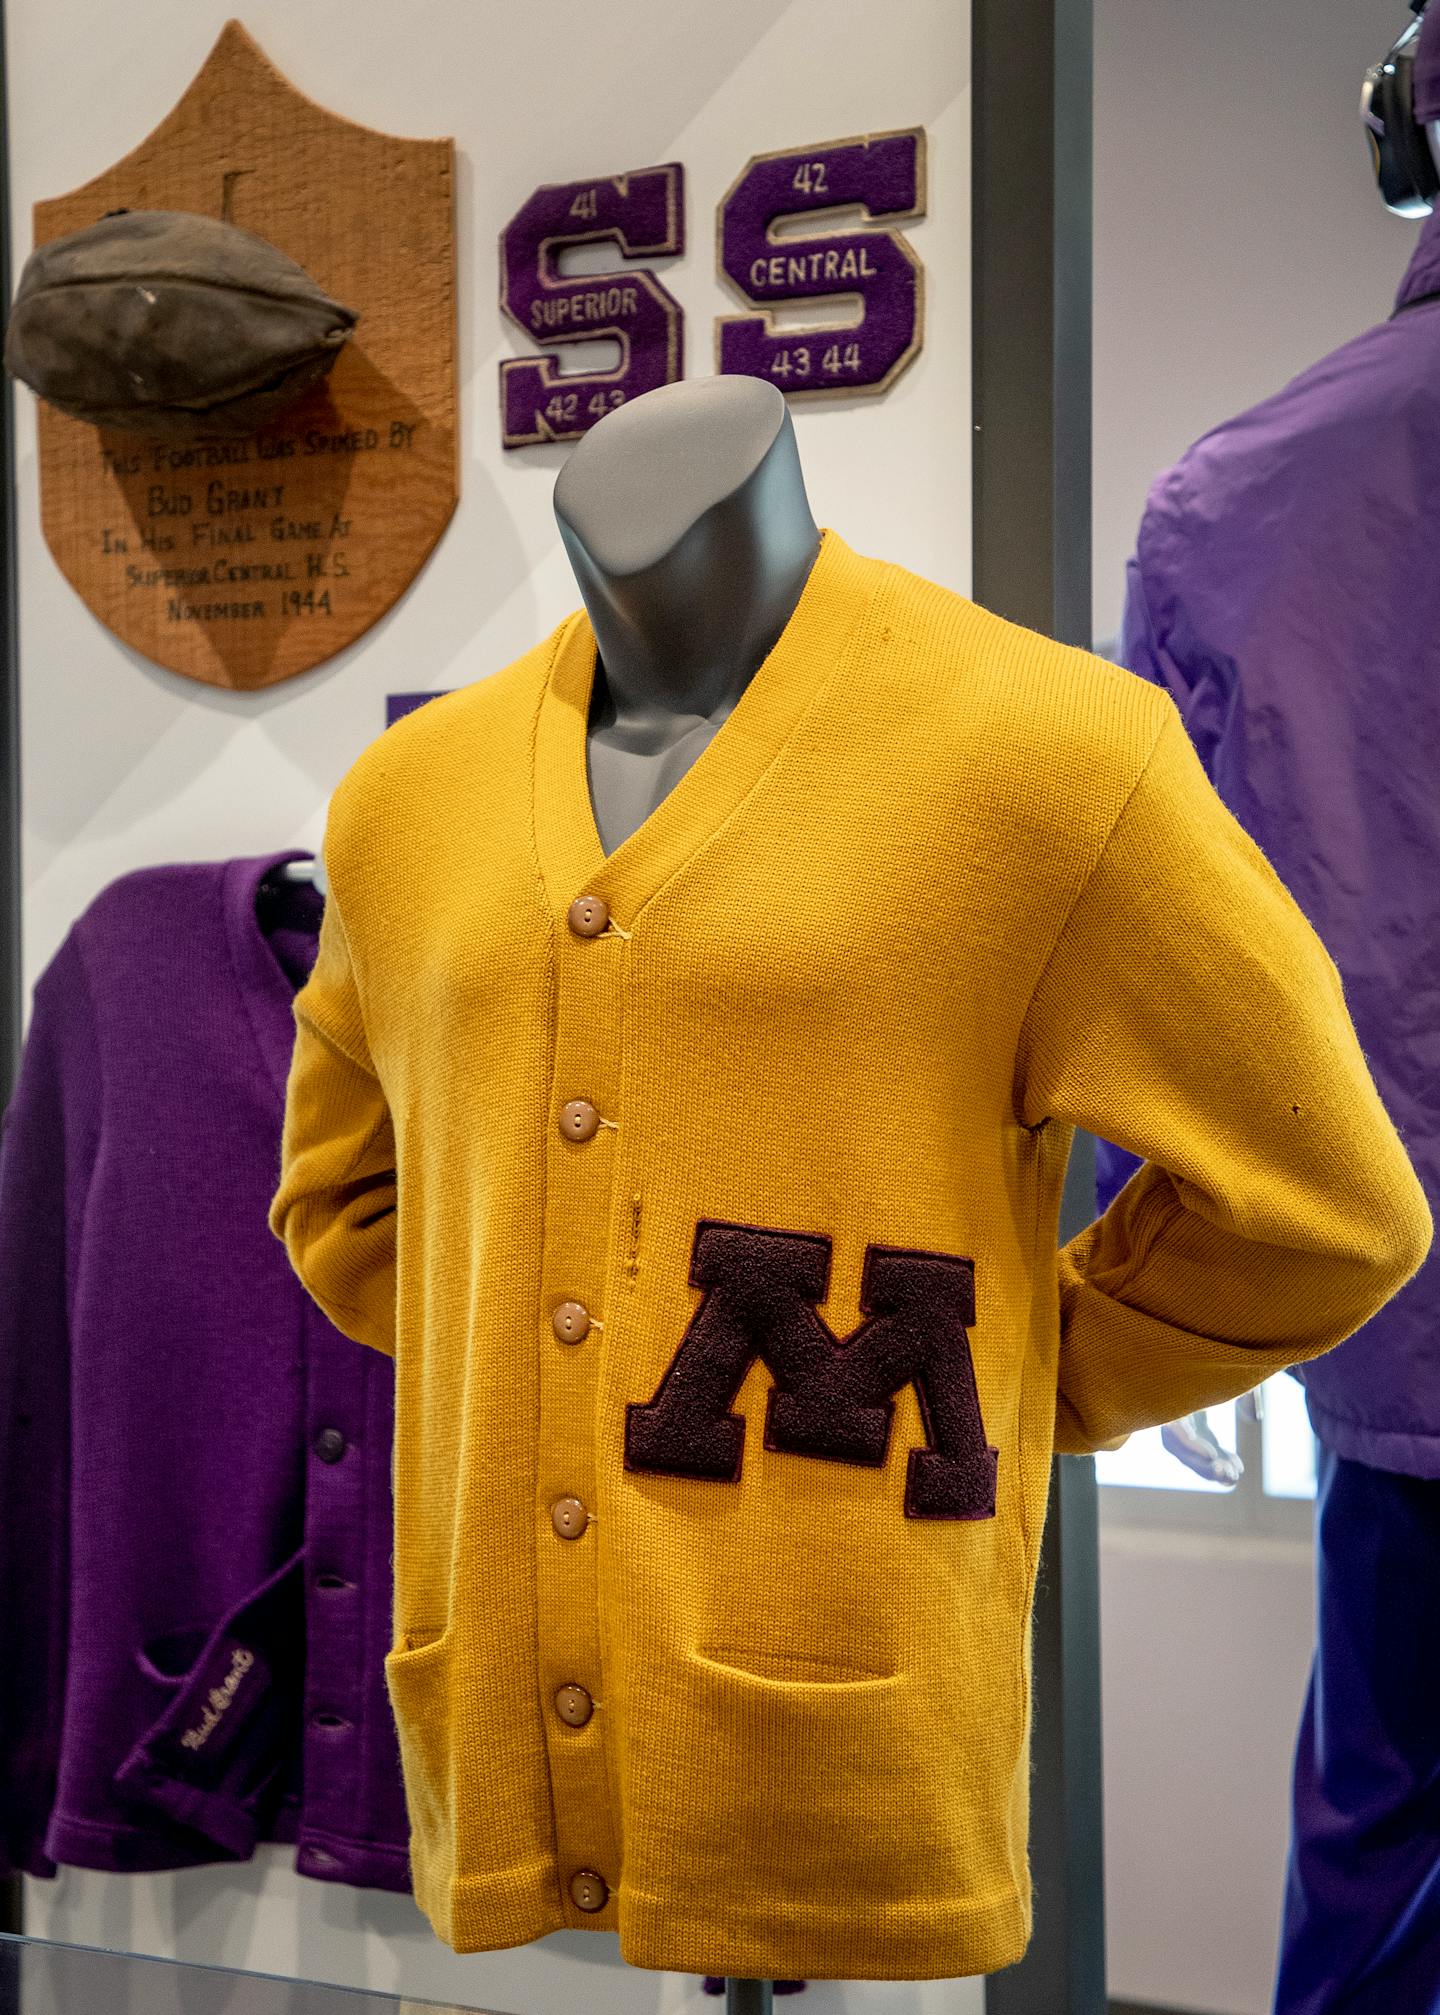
<box><xmin>4</xmin><ymin>208</ymin><xmax>358</xmax><ymax>439</ymax></box>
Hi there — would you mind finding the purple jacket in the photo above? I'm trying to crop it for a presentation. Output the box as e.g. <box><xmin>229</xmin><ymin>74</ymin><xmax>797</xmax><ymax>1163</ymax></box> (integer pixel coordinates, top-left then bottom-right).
<box><xmin>1097</xmin><ymin>212</ymin><xmax>1440</xmax><ymax>1477</ymax></box>
<box><xmin>0</xmin><ymin>851</ymin><xmax>410</xmax><ymax>1886</ymax></box>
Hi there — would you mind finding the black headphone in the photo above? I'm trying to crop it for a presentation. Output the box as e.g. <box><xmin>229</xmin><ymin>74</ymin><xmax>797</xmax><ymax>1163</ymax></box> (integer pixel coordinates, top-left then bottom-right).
<box><xmin>1363</xmin><ymin>2</ymin><xmax>1440</xmax><ymax>217</ymax></box>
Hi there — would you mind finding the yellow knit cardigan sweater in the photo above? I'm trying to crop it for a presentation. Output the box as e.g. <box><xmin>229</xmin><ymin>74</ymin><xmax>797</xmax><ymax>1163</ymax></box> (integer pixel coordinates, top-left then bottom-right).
<box><xmin>269</xmin><ymin>528</ymin><xmax>1430</xmax><ymax>1982</ymax></box>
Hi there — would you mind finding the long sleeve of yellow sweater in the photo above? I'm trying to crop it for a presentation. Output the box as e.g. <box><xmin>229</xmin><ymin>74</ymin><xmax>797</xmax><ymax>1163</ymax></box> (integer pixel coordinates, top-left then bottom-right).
<box><xmin>273</xmin><ymin>887</ymin><xmax>397</xmax><ymax>1358</ymax></box>
<box><xmin>1018</xmin><ymin>705</ymin><xmax>1432</xmax><ymax>1452</ymax></box>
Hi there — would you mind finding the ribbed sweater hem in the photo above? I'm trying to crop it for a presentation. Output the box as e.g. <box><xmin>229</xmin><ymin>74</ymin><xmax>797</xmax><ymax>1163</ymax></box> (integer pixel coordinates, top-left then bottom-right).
<box><xmin>424</xmin><ymin>1864</ymin><xmax>1031</xmax><ymax>1979</ymax></box>
<box><xmin>42</xmin><ymin>1809</ymin><xmax>410</xmax><ymax>1891</ymax></box>
<box><xmin>617</xmin><ymin>1883</ymin><xmax>1030</xmax><ymax>1981</ymax></box>
<box><xmin>419</xmin><ymin>1859</ymin><xmax>564</xmax><ymax>1954</ymax></box>
<box><xmin>44</xmin><ymin>1810</ymin><xmax>251</xmax><ymax>1874</ymax></box>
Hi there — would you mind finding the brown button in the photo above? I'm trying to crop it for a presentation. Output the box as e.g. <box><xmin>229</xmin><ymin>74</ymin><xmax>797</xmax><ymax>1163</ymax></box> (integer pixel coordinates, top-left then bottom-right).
<box><xmin>554</xmin><ymin>1683</ymin><xmax>593</xmax><ymax>1728</ymax></box>
<box><xmin>569</xmin><ymin>1869</ymin><xmax>608</xmax><ymax>1912</ymax></box>
<box><xmin>559</xmin><ymin>1099</ymin><xmax>600</xmax><ymax>1142</ymax></box>
<box><xmin>567</xmin><ymin>894</ymin><xmax>609</xmax><ymax>938</ymax></box>
<box><xmin>551</xmin><ymin>1496</ymin><xmax>589</xmax><ymax>1540</ymax></box>
<box><xmin>552</xmin><ymin>1300</ymin><xmax>591</xmax><ymax>1344</ymax></box>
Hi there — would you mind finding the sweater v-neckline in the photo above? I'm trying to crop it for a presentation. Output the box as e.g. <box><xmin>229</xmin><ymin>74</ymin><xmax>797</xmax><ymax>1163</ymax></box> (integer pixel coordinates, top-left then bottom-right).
<box><xmin>531</xmin><ymin>525</ymin><xmax>877</xmax><ymax>924</ymax></box>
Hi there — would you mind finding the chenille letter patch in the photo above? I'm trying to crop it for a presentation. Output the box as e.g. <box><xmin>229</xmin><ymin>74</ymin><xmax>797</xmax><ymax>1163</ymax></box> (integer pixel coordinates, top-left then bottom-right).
<box><xmin>624</xmin><ymin>1219</ymin><xmax>998</xmax><ymax>1520</ymax></box>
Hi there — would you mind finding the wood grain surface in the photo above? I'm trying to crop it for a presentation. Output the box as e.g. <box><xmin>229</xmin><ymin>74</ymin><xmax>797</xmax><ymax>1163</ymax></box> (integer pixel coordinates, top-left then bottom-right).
<box><xmin>30</xmin><ymin>20</ymin><xmax>458</xmax><ymax>690</ymax></box>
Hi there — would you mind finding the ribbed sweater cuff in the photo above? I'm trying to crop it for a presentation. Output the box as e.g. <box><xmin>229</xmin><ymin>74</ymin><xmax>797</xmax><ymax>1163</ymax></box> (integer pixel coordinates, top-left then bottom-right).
<box><xmin>1055</xmin><ymin>1276</ymin><xmax>1317</xmax><ymax>1455</ymax></box>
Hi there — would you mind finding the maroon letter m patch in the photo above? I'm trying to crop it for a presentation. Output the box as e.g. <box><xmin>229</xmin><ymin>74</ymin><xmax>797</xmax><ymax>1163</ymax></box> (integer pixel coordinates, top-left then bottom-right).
<box><xmin>624</xmin><ymin>1220</ymin><xmax>997</xmax><ymax>1520</ymax></box>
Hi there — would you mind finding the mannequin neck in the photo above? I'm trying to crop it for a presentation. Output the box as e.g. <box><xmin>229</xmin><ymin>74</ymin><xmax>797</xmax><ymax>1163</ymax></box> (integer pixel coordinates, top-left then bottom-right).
<box><xmin>554</xmin><ymin>380</ymin><xmax>820</xmax><ymax>736</ymax></box>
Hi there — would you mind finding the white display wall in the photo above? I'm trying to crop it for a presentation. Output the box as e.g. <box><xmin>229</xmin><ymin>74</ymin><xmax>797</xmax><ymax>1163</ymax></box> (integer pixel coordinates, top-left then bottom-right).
<box><xmin>6</xmin><ymin>0</ymin><xmax>980</xmax><ymax>2009</ymax></box>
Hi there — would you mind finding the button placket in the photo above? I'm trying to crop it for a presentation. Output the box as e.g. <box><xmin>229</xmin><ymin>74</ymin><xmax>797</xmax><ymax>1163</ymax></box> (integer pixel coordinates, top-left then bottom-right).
<box><xmin>299</xmin><ymin>1310</ymin><xmax>369</xmax><ymax>1880</ymax></box>
<box><xmin>533</xmin><ymin>889</ymin><xmax>624</xmax><ymax>1923</ymax></box>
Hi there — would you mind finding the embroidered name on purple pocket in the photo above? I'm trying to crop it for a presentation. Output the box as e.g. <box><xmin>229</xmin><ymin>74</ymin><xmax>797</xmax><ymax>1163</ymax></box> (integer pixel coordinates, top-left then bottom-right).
<box><xmin>625</xmin><ymin>1220</ymin><xmax>996</xmax><ymax>1520</ymax></box>
<box><xmin>153</xmin><ymin>1638</ymin><xmax>272</xmax><ymax>1784</ymax></box>
<box><xmin>499</xmin><ymin>163</ymin><xmax>685</xmax><ymax>448</ymax></box>
<box><xmin>716</xmin><ymin>129</ymin><xmax>926</xmax><ymax>399</ymax></box>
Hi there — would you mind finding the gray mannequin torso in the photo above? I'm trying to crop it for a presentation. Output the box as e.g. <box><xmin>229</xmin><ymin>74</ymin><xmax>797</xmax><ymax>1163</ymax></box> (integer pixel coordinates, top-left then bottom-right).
<box><xmin>552</xmin><ymin>375</ymin><xmax>820</xmax><ymax>857</ymax></box>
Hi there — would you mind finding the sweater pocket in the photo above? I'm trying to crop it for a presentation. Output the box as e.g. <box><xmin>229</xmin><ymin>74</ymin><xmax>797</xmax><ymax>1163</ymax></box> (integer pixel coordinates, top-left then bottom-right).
<box><xmin>623</xmin><ymin>1639</ymin><xmax>988</xmax><ymax>1917</ymax></box>
<box><xmin>114</xmin><ymin>1550</ymin><xmax>305</xmax><ymax>1857</ymax></box>
<box><xmin>382</xmin><ymin>1629</ymin><xmax>455</xmax><ymax>1888</ymax></box>
<box><xmin>695</xmin><ymin>1643</ymin><xmax>896</xmax><ymax>1687</ymax></box>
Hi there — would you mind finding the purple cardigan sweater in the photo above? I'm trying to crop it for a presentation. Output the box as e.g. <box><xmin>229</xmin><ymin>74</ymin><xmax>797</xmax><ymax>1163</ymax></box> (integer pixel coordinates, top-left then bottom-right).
<box><xmin>0</xmin><ymin>851</ymin><xmax>410</xmax><ymax>1889</ymax></box>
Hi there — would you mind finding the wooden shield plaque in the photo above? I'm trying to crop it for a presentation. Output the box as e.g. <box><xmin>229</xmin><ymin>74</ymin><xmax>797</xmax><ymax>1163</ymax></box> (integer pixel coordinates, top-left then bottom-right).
<box><xmin>28</xmin><ymin>21</ymin><xmax>457</xmax><ymax>690</ymax></box>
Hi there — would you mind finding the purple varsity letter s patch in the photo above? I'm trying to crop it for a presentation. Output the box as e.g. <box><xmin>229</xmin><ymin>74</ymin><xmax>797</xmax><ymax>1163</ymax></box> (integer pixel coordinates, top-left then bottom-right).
<box><xmin>499</xmin><ymin>163</ymin><xmax>685</xmax><ymax>448</ymax></box>
<box><xmin>716</xmin><ymin>128</ymin><xmax>926</xmax><ymax>399</ymax></box>
<box><xmin>625</xmin><ymin>1219</ymin><xmax>997</xmax><ymax>1520</ymax></box>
